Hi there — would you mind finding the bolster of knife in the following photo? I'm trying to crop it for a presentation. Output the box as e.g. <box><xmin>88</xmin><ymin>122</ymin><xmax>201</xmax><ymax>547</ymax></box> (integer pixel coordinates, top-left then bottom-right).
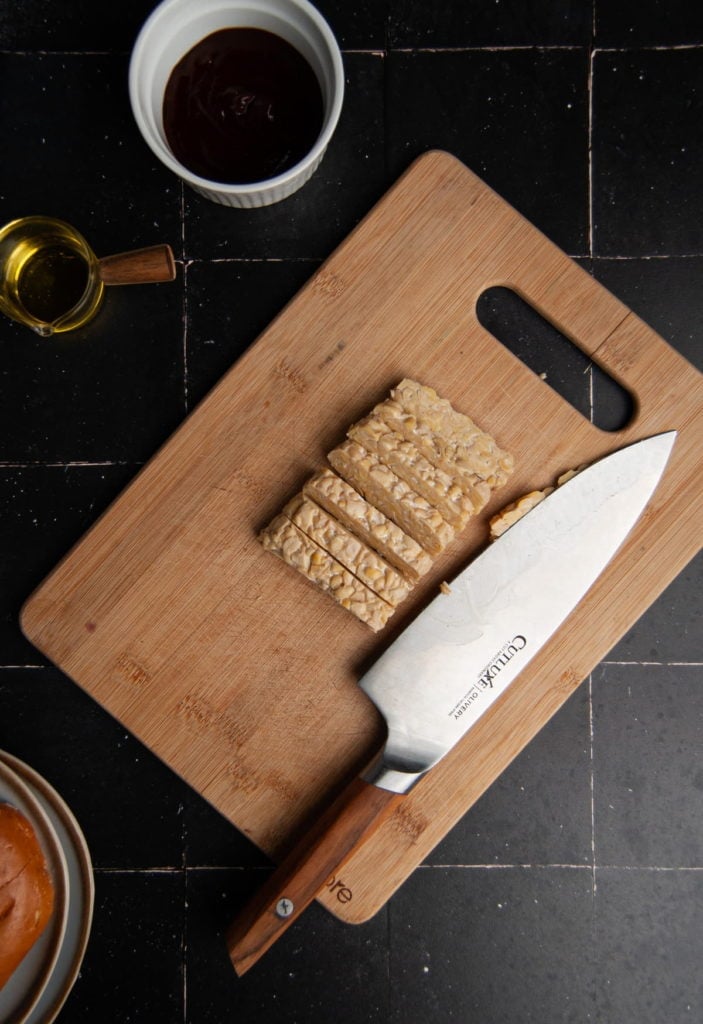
<box><xmin>226</xmin><ymin>776</ymin><xmax>403</xmax><ymax>975</ymax></box>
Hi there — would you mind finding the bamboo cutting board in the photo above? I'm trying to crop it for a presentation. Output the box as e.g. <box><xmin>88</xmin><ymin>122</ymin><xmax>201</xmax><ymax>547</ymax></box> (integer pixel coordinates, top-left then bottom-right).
<box><xmin>21</xmin><ymin>151</ymin><xmax>703</xmax><ymax>923</ymax></box>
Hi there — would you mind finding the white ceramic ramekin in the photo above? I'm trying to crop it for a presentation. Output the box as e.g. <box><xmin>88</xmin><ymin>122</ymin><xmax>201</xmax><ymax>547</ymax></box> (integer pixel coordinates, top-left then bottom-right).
<box><xmin>128</xmin><ymin>0</ymin><xmax>344</xmax><ymax>208</ymax></box>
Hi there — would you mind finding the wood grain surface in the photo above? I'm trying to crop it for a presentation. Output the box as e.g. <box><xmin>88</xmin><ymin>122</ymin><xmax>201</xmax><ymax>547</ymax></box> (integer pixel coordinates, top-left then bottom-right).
<box><xmin>20</xmin><ymin>151</ymin><xmax>703</xmax><ymax>923</ymax></box>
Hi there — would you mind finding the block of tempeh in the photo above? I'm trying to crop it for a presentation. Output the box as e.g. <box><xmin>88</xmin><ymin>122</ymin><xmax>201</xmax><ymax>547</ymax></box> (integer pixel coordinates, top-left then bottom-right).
<box><xmin>347</xmin><ymin>414</ymin><xmax>490</xmax><ymax>527</ymax></box>
<box><xmin>283</xmin><ymin>494</ymin><xmax>412</xmax><ymax>607</ymax></box>
<box><xmin>303</xmin><ymin>470</ymin><xmax>433</xmax><ymax>582</ymax></box>
<box><xmin>260</xmin><ymin>515</ymin><xmax>393</xmax><ymax>632</ymax></box>
<box><xmin>328</xmin><ymin>439</ymin><xmax>454</xmax><ymax>556</ymax></box>
<box><xmin>374</xmin><ymin>378</ymin><xmax>514</xmax><ymax>490</ymax></box>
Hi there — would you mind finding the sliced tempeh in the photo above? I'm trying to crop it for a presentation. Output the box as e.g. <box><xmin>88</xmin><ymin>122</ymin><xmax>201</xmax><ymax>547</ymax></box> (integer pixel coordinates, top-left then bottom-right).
<box><xmin>283</xmin><ymin>494</ymin><xmax>411</xmax><ymax>607</ymax></box>
<box><xmin>260</xmin><ymin>515</ymin><xmax>393</xmax><ymax>631</ymax></box>
<box><xmin>261</xmin><ymin>380</ymin><xmax>515</xmax><ymax>629</ymax></box>
<box><xmin>348</xmin><ymin>414</ymin><xmax>489</xmax><ymax>527</ymax></box>
<box><xmin>328</xmin><ymin>440</ymin><xmax>454</xmax><ymax>556</ymax></box>
<box><xmin>374</xmin><ymin>378</ymin><xmax>514</xmax><ymax>490</ymax></box>
<box><xmin>303</xmin><ymin>470</ymin><xmax>432</xmax><ymax>582</ymax></box>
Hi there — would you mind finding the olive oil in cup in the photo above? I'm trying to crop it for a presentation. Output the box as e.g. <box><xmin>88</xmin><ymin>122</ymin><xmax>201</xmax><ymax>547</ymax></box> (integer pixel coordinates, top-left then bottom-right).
<box><xmin>0</xmin><ymin>217</ymin><xmax>103</xmax><ymax>336</ymax></box>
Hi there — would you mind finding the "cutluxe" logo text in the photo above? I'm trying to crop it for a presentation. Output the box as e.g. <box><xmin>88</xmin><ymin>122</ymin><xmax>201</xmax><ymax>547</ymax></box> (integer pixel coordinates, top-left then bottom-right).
<box><xmin>450</xmin><ymin>635</ymin><xmax>528</xmax><ymax>720</ymax></box>
<box><xmin>477</xmin><ymin>635</ymin><xmax>527</xmax><ymax>690</ymax></box>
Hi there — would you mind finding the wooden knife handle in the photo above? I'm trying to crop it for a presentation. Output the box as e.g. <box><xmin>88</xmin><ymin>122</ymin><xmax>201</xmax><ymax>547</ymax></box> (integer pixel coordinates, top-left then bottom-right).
<box><xmin>226</xmin><ymin>777</ymin><xmax>403</xmax><ymax>975</ymax></box>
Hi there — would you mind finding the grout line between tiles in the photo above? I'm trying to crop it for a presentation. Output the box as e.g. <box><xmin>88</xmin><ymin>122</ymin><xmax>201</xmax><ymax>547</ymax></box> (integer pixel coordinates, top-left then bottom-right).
<box><xmin>0</xmin><ymin>50</ymin><xmax>114</xmax><ymax>56</ymax></box>
<box><xmin>591</xmin><ymin>667</ymin><xmax>599</xmax><ymax>1010</ymax></box>
<box><xmin>180</xmin><ymin>179</ymin><xmax>189</xmax><ymax>416</ymax></box>
<box><xmin>592</xmin><ymin>252</ymin><xmax>703</xmax><ymax>260</ymax></box>
<box><xmin>183</xmin><ymin>259</ymin><xmax>190</xmax><ymax>415</ymax></box>
<box><xmin>178</xmin><ymin>178</ymin><xmax>186</xmax><ymax>259</ymax></box>
<box><xmin>182</xmin><ymin>865</ymin><xmax>271</xmax><ymax>873</ymax></box>
<box><xmin>601</xmin><ymin>660</ymin><xmax>703</xmax><ymax>667</ymax></box>
<box><xmin>587</xmin><ymin>47</ymin><xmax>594</xmax><ymax>257</ymax></box>
<box><xmin>342</xmin><ymin>48</ymin><xmax>385</xmax><ymax>57</ymax></box>
<box><xmin>0</xmin><ymin>663</ymin><xmax>47</xmax><ymax>669</ymax></box>
<box><xmin>416</xmin><ymin>863</ymin><xmax>703</xmax><ymax>871</ymax></box>
<box><xmin>182</xmin><ymin>859</ymin><xmax>188</xmax><ymax>1024</ymax></box>
<box><xmin>384</xmin><ymin>903</ymin><xmax>393</xmax><ymax>1022</ymax></box>
<box><xmin>419</xmin><ymin>863</ymin><xmax>592</xmax><ymax>870</ymax></box>
<box><xmin>182</xmin><ymin>256</ymin><xmax>320</xmax><ymax>264</ymax></box>
<box><xmin>588</xmin><ymin>672</ymin><xmax>597</xmax><ymax>898</ymax></box>
<box><xmin>390</xmin><ymin>45</ymin><xmax>587</xmax><ymax>54</ymax></box>
<box><xmin>594</xmin><ymin>865</ymin><xmax>703</xmax><ymax>873</ymax></box>
<box><xmin>386</xmin><ymin>44</ymin><xmax>703</xmax><ymax>54</ymax></box>
<box><xmin>381</xmin><ymin>16</ymin><xmax>389</xmax><ymax>181</ymax></box>
<box><xmin>0</xmin><ymin>460</ymin><xmax>139</xmax><ymax>468</ymax></box>
<box><xmin>95</xmin><ymin>866</ymin><xmax>187</xmax><ymax>874</ymax></box>
<box><xmin>593</xmin><ymin>43</ymin><xmax>703</xmax><ymax>54</ymax></box>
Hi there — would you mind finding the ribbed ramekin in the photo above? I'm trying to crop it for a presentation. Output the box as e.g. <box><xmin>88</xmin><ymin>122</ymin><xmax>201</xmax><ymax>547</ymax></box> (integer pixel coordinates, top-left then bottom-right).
<box><xmin>129</xmin><ymin>0</ymin><xmax>344</xmax><ymax>208</ymax></box>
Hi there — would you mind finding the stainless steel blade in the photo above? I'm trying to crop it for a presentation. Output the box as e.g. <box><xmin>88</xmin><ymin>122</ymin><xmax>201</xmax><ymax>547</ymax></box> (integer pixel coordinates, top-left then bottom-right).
<box><xmin>360</xmin><ymin>432</ymin><xmax>676</xmax><ymax>793</ymax></box>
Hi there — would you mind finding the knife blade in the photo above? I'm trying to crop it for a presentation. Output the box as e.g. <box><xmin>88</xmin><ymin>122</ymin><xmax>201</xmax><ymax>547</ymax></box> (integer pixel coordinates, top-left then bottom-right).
<box><xmin>227</xmin><ymin>431</ymin><xmax>676</xmax><ymax>974</ymax></box>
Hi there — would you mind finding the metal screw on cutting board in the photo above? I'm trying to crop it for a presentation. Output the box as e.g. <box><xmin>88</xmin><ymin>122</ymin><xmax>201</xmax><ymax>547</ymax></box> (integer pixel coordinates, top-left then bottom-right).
<box><xmin>275</xmin><ymin>898</ymin><xmax>294</xmax><ymax>918</ymax></box>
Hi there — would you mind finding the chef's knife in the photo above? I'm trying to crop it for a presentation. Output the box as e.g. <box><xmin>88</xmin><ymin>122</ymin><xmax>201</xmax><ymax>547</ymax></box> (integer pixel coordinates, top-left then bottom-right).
<box><xmin>227</xmin><ymin>431</ymin><xmax>676</xmax><ymax>974</ymax></box>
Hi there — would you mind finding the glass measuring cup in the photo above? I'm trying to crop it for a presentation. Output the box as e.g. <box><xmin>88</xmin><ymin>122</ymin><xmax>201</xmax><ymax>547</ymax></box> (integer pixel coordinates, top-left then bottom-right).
<box><xmin>0</xmin><ymin>216</ymin><xmax>175</xmax><ymax>337</ymax></box>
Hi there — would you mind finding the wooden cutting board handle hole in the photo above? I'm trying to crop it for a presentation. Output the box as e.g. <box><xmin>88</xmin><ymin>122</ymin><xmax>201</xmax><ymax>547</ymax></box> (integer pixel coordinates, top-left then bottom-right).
<box><xmin>476</xmin><ymin>286</ymin><xmax>634</xmax><ymax>432</ymax></box>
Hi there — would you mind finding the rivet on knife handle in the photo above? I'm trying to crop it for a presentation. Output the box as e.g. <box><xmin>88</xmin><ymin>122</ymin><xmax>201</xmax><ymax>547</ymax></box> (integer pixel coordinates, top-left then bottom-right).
<box><xmin>226</xmin><ymin>776</ymin><xmax>402</xmax><ymax>976</ymax></box>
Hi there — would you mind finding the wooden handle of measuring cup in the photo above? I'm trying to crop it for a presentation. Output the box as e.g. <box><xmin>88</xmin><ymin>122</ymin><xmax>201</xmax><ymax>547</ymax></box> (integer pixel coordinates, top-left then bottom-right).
<box><xmin>98</xmin><ymin>244</ymin><xmax>176</xmax><ymax>285</ymax></box>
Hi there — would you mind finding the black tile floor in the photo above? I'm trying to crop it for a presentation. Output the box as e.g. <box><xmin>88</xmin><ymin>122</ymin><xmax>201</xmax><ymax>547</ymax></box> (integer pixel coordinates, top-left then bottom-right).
<box><xmin>1</xmin><ymin>2</ymin><xmax>701</xmax><ymax>1022</ymax></box>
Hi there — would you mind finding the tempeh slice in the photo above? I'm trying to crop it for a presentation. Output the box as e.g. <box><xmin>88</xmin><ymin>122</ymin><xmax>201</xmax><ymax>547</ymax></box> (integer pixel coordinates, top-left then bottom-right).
<box><xmin>303</xmin><ymin>470</ymin><xmax>432</xmax><ymax>582</ymax></box>
<box><xmin>328</xmin><ymin>440</ymin><xmax>454</xmax><ymax>556</ymax></box>
<box><xmin>374</xmin><ymin>378</ymin><xmax>514</xmax><ymax>489</ymax></box>
<box><xmin>260</xmin><ymin>515</ymin><xmax>393</xmax><ymax>632</ymax></box>
<box><xmin>348</xmin><ymin>415</ymin><xmax>490</xmax><ymax>527</ymax></box>
<box><xmin>489</xmin><ymin>464</ymin><xmax>587</xmax><ymax>539</ymax></box>
<box><xmin>284</xmin><ymin>494</ymin><xmax>411</xmax><ymax>607</ymax></box>
<box><xmin>489</xmin><ymin>489</ymin><xmax>553</xmax><ymax>539</ymax></box>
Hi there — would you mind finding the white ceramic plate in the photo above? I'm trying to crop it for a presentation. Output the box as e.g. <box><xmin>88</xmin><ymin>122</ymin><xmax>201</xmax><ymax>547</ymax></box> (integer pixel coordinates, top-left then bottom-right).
<box><xmin>0</xmin><ymin>753</ymin><xmax>94</xmax><ymax>1024</ymax></box>
<box><xmin>0</xmin><ymin>760</ymin><xmax>69</xmax><ymax>1024</ymax></box>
